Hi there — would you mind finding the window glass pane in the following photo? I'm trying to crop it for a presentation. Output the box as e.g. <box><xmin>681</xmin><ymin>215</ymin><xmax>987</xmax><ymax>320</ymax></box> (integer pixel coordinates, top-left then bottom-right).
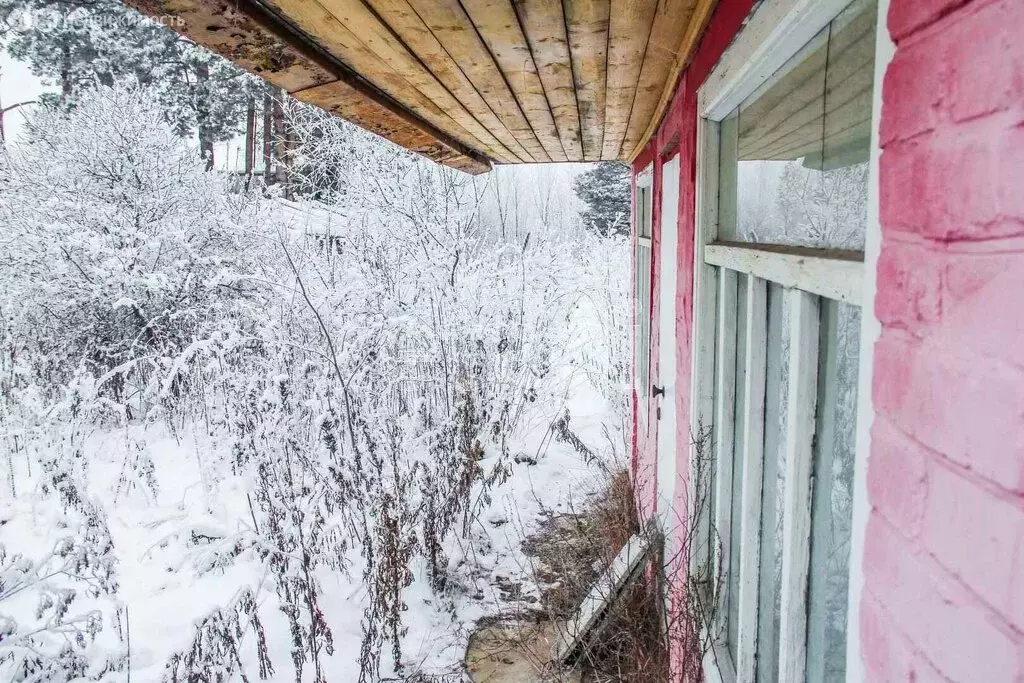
<box><xmin>726</xmin><ymin>273</ymin><xmax>748</xmax><ymax>663</ymax></box>
<box><xmin>635</xmin><ymin>185</ymin><xmax>652</xmax><ymax>409</ymax></box>
<box><xmin>636</xmin><ymin>245</ymin><xmax>651</xmax><ymax>393</ymax></box>
<box><xmin>806</xmin><ymin>300</ymin><xmax>861</xmax><ymax>681</ymax></box>
<box><xmin>638</xmin><ymin>181</ymin><xmax>652</xmax><ymax>239</ymax></box>
<box><xmin>635</xmin><ymin>243</ymin><xmax>651</xmax><ymax>396</ymax></box>
<box><xmin>756</xmin><ymin>283</ymin><xmax>789</xmax><ymax>683</ymax></box>
<box><xmin>718</xmin><ymin>0</ymin><xmax>876</xmax><ymax>250</ymax></box>
<box><xmin>823</xmin><ymin>0</ymin><xmax>877</xmax><ymax>172</ymax></box>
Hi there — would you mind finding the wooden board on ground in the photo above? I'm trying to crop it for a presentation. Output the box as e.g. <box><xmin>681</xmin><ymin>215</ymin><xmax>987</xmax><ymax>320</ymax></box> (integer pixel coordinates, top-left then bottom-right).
<box><xmin>553</xmin><ymin>528</ymin><xmax>655</xmax><ymax>665</ymax></box>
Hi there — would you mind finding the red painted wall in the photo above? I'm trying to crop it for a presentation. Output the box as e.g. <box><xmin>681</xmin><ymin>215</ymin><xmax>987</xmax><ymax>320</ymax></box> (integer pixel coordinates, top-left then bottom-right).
<box><xmin>629</xmin><ymin>2</ymin><xmax>753</xmax><ymax>675</ymax></box>
<box><xmin>862</xmin><ymin>0</ymin><xmax>1024</xmax><ymax>679</ymax></box>
<box><xmin>630</xmin><ymin>0</ymin><xmax>753</xmax><ymax>530</ymax></box>
<box><xmin>632</xmin><ymin>0</ymin><xmax>1023</xmax><ymax>677</ymax></box>
<box><xmin>631</xmin><ymin>0</ymin><xmax>750</xmax><ymax>515</ymax></box>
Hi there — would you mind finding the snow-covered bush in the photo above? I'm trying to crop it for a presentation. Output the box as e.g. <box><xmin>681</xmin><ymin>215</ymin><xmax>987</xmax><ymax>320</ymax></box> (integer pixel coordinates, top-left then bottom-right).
<box><xmin>0</xmin><ymin>85</ymin><xmax>262</xmax><ymax>418</ymax></box>
<box><xmin>0</xmin><ymin>84</ymin><xmax>629</xmax><ymax>681</ymax></box>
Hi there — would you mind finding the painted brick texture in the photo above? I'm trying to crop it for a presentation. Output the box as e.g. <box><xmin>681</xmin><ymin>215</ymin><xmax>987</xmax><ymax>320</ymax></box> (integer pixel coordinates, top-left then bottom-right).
<box><xmin>866</xmin><ymin>0</ymin><xmax>1024</xmax><ymax>679</ymax></box>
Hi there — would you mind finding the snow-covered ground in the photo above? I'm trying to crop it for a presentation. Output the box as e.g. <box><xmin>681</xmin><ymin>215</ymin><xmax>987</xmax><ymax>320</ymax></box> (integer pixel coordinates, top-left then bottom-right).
<box><xmin>1</xmin><ymin>365</ymin><xmax>617</xmax><ymax>681</ymax></box>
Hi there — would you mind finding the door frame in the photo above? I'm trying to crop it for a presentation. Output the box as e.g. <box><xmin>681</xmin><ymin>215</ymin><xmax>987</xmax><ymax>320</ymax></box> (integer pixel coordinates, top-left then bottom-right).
<box><xmin>656</xmin><ymin>153</ymin><xmax>681</xmax><ymax>523</ymax></box>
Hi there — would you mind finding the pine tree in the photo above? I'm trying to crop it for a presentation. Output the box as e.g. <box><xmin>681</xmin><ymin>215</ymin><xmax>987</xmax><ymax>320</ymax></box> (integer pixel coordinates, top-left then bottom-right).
<box><xmin>573</xmin><ymin>162</ymin><xmax>631</xmax><ymax>237</ymax></box>
<box><xmin>155</xmin><ymin>48</ymin><xmax>252</xmax><ymax>168</ymax></box>
<box><xmin>1</xmin><ymin>0</ymin><xmax>175</xmax><ymax>99</ymax></box>
<box><xmin>0</xmin><ymin>0</ymin><xmax>251</xmax><ymax>165</ymax></box>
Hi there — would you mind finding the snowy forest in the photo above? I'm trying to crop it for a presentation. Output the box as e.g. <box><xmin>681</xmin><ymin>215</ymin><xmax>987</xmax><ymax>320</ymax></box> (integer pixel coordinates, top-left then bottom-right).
<box><xmin>0</xmin><ymin>1</ymin><xmax>636</xmax><ymax>680</ymax></box>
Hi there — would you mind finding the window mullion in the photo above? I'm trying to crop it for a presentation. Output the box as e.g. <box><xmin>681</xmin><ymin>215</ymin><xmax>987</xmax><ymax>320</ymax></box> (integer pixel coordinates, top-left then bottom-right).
<box><xmin>736</xmin><ymin>275</ymin><xmax>767</xmax><ymax>682</ymax></box>
<box><xmin>691</xmin><ymin>118</ymin><xmax>720</xmax><ymax>585</ymax></box>
<box><xmin>692</xmin><ymin>257</ymin><xmax>719</xmax><ymax>581</ymax></box>
<box><xmin>713</xmin><ymin>267</ymin><xmax>738</xmax><ymax>635</ymax></box>
<box><xmin>778</xmin><ymin>288</ymin><xmax>821</xmax><ymax>682</ymax></box>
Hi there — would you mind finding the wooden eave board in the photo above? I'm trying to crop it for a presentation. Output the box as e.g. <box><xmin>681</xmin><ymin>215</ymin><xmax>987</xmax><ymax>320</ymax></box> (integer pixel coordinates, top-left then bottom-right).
<box><xmin>511</xmin><ymin>0</ymin><xmax>585</xmax><ymax>160</ymax></box>
<box><xmin>403</xmin><ymin>0</ymin><xmax>552</xmax><ymax>162</ymax></box>
<box><xmin>316</xmin><ymin>0</ymin><xmax>523</xmax><ymax>162</ymax></box>
<box><xmin>123</xmin><ymin>0</ymin><xmax>491</xmax><ymax>173</ymax></box>
<box><xmin>618</xmin><ymin>0</ymin><xmax>698</xmax><ymax>159</ymax></box>
<box><xmin>274</xmin><ymin>0</ymin><xmax>522</xmax><ymax>163</ymax></box>
<box><xmin>460</xmin><ymin>0</ymin><xmax>568</xmax><ymax>160</ymax></box>
<box><xmin>563</xmin><ymin>0</ymin><xmax>610</xmax><ymax>161</ymax></box>
<box><xmin>554</xmin><ymin>529</ymin><xmax>654</xmax><ymax>665</ymax></box>
<box><xmin>601</xmin><ymin>0</ymin><xmax>659</xmax><ymax>160</ymax></box>
<box><xmin>361</xmin><ymin>0</ymin><xmax>535</xmax><ymax>161</ymax></box>
<box><xmin>128</xmin><ymin>0</ymin><xmax>724</xmax><ymax>168</ymax></box>
<box><xmin>263</xmin><ymin>0</ymin><xmax>504</xmax><ymax>158</ymax></box>
<box><xmin>625</xmin><ymin>0</ymin><xmax>717</xmax><ymax>160</ymax></box>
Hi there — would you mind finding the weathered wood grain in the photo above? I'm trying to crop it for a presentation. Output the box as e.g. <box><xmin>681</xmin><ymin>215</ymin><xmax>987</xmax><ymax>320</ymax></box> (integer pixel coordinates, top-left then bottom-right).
<box><xmin>618</xmin><ymin>0</ymin><xmax>697</xmax><ymax>158</ymax></box>
<box><xmin>704</xmin><ymin>242</ymin><xmax>864</xmax><ymax>304</ymax></box>
<box><xmin>129</xmin><ymin>0</ymin><xmax>715</xmax><ymax>166</ymax></box>
<box><xmin>563</xmin><ymin>0</ymin><xmax>609</xmax><ymax>161</ymax></box>
<box><xmin>311</xmin><ymin>0</ymin><xmax>522</xmax><ymax>162</ymax></box>
<box><xmin>601</xmin><ymin>0</ymin><xmax>658</xmax><ymax>160</ymax></box>
<box><xmin>403</xmin><ymin>0</ymin><xmax>552</xmax><ymax>161</ymax></box>
<box><xmin>460</xmin><ymin>0</ymin><xmax>567</xmax><ymax>160</ymax></box>
<box><xmin>512</xmin><ymin>0</ymin><xmax>584</xmax><ymax>160</ymax></box>
<box><xmin>263</xmin><ymin>0</ymin><xmax>503</xmax><ymax>159</ymax></box>
<box><xmin>625</xmin><ymin>0</ymin><xmax>717</xmax><ymax>160</ymax></box>
<box><xmin>362</xmin><ymin>0</ymin><xmax>535</xmax><ymax>161</ymax></box>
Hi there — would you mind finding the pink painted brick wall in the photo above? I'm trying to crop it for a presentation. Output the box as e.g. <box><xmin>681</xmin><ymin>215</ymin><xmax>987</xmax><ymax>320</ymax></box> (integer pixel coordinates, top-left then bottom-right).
<box><xmin>865</xmin><ymin>0</ymin><xmax>1024</xmax><ymax>679</ymax></box>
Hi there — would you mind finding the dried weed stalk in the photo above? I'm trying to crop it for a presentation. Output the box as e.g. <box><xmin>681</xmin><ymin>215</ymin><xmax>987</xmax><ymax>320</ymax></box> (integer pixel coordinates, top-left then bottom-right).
<box><xmin>510</xmin><ymin>419</ymin><xmax>722</xmax><ymax>682</ymax></box>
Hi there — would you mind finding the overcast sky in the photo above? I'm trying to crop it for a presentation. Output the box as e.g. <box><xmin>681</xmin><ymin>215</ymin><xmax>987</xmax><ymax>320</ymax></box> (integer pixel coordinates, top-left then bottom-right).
<box><xmin>1</xmin><ymin>52</ymin><xmax>53</xmax><ymax>142</ymax></box>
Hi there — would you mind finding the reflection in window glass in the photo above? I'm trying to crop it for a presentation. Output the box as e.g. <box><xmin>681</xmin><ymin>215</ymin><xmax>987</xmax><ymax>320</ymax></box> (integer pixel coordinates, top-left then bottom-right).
<box><xmin>718</xmin><ymin>0</ymin><xmax>877</xmax><ymax>250</ymax></box>
<box><xmin>806</xmin><ymin>301</ymin><xmax>861</xmax><ymax>681</ymax></box>
<box><xmin>756</xmin><ymin>284</ymin><xmax>788</xmax><ymax>683</ymax></box>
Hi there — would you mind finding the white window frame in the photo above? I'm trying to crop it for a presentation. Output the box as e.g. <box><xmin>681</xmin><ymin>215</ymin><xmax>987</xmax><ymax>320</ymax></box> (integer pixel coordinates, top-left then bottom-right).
<box><xmin>690</xmin><ymin>0</ymin><xmax>882</xmax><ymax>681</ymax></box>
<box><xmin>635</xmin><ymin>164</ymin><xmax>654</xmax><ymax>431</ymax></box>
<box><xmin>634</xmin><ymin>165</ymin><xmax>651</xmax><ymax>413</ymax></box>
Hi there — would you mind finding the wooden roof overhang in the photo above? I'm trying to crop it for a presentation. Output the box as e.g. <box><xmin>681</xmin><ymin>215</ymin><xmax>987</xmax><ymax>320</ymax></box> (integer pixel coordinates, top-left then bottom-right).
<box><xmin>127</xmin><ymin>0</ymin><xmax>718</xmax><ymax>173</ymax></box>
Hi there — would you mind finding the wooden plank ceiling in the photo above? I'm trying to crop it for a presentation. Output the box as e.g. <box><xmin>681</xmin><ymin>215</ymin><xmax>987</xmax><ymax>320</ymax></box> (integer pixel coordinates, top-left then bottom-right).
<box><xmin>127</xmin><ymin>0</ymin><xmax>718</xmax><ymax>172</ymax></box>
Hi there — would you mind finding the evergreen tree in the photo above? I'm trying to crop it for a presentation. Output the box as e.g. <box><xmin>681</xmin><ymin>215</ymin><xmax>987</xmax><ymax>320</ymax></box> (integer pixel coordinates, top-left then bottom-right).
<box><xmin>0</xmin><ymin>0</ymin><xmax>253</xmax><ymax>165</ymax></box>
<box><xmin>573</xmin><ymin>161</ymin><xmax>631</xmax><ymax>237</ymax></box>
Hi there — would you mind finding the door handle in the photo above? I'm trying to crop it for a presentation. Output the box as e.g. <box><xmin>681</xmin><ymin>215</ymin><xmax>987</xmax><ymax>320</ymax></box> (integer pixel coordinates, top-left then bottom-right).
<box><xmin>652</xmin><ymin>385</ymin><xmax>665</xmax><ymax>398</ymax></box>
